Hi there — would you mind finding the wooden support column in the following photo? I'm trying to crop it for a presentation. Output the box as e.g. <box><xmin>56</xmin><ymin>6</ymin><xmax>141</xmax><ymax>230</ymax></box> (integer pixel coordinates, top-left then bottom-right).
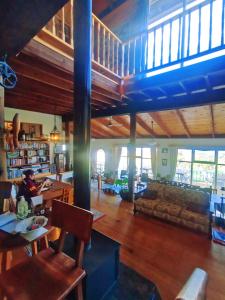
<box><xmin>0</xmin><ymin>82</ymin><xmax>7</xmax><ymax>180</ymax></box>
<box><xmin>73</xmin><ymin>0</ymin><xmax>92</xmax><ymax>210</ymax></box>
<box><xmin>128</xmin><ymin>112</ymin><xmax>136</xmax><ymax>202</ymax></box>
<box><xmin>64</xmin><ymin>120</ymin><xmax>71</xmax><ymax>171</ymax></box>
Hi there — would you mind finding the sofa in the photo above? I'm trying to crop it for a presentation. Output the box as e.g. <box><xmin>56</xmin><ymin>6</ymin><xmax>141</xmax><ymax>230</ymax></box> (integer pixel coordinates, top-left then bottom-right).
<box><xmin>134</xmin><ymin>181</ymin><xmax>212</xmax><ymax>234</ymax></box>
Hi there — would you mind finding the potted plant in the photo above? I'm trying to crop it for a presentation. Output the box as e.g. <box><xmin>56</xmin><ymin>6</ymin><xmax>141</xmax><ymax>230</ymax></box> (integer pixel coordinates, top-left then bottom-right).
<box><xmin>119</xmin><ymin>188</ymin><xmax>132</xmax><ymax>201</ymax></box>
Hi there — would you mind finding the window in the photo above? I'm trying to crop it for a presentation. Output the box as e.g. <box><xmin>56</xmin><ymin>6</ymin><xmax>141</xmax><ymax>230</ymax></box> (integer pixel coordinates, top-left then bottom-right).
<box><xmin>175</xmin><ymin>149</ymin><xmax>225</xmax><ymax>189</ymax></box>
<box><xmin>118</xmin><ymin>147</ymin><xmax>128</xmax><ymax>178</ymax></box>
<box><xmin>118</xmin><ymin>146</ymin><xmax>153</xmax><ymax>179</ymax></box>
<box><xmin>96</xmin><ymin>149</ymin><xmax>105</xmax><ymax>174</ymax></box>
<box><xmin>175</xmin><ymin>149</ymin><xmax>192</xmax><ymax>183</ymax></box>
<box><xmin>136</xmin><ymin>147</ymin><xmax>152</xmax><ymax>178</ymax></box>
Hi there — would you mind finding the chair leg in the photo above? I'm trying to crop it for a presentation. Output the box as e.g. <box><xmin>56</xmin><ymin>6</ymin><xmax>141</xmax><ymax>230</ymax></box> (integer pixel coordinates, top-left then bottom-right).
<box><xmin>75</xmin><ymin>282</ymin><xmax>83</xmax><ymax>300</ymax></box>
<box><xmin>1</xmin><ymin>251</ymin><xmax>12</xmax><ymax>273</ymax></box>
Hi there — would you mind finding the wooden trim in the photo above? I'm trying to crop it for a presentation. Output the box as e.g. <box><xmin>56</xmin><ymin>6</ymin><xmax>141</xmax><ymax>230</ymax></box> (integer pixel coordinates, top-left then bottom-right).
<box><xmin>209</xmin><ymin>105</ymin><xmax>215</xmax><ymax>138</ymax></box>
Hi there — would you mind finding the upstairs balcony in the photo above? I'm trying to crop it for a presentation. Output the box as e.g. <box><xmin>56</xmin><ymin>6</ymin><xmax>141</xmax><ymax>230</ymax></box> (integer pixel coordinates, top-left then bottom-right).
<box><xmin>6</xmin><ymin>0</ymin><xmax>225</xmax><ymax>118</ymax></box>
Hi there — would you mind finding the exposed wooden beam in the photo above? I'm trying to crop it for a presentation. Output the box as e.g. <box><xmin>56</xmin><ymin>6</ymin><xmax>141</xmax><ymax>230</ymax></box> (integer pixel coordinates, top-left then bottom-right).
<box><xmin>209</xmin><ymin>105</ymin><xmax>215</xmax><ymax>138</ymax></box>
<box><xmin>136</xmin><ymin>115</ymin><xmax>155</xmax><ymax>137</ymax></box>
<box><xmin>98</xmin><ymin>0</ymin><xmax>127</xmax><ymax>19</ymax></box>
<box><xmin>175</xmin><ymin>109</ymin><xmax>191</xmax><ymax>138</ymax></box>
<box><xmin>92</xmin><ymin>84</ymin><xmax>121</xmax><ymax>100</ymax></box>
<box><xmin>92</xmin><ymin>91</ymin><xmax>117</xmax><ymax>105</ymax></box>
<box><xmin>92</xmin><ymin>89</ymin><xmax>225</xmax><ymax>118</ymax></box>
<box><xmin>149</xmin><ymin>112</ymin><xmax>171</xmax><ymax>137</ymax></box>
<box><xmin>0</xmin><ymin>0</ymin><xmax>68</xmax><ymax>57</ymax></box>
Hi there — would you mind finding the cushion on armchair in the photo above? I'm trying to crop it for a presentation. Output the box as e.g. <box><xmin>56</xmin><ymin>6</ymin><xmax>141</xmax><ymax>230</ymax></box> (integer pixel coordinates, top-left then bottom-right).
<box><xmin>142</xmin><ymin>190</ymin><xmax>158</xmax><ymax>200</ymax></box>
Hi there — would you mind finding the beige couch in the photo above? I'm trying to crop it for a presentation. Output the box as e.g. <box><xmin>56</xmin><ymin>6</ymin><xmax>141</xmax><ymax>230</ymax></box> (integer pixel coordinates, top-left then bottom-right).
<box><xmin>134</xmin><ymin>182</ymin><xmax>211</xmax><ymax>234</ymax></box>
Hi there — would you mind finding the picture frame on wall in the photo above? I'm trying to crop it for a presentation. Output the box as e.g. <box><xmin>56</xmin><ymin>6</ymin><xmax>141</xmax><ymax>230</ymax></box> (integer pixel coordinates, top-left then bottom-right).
<box><xmin>162</xmin><ymin>148</ymin><xmax>168</xmax><ymax>153</ymax></box>
<box><xmin>162</xmin><ymin>159</ymin><xmax>167</xmax><ymax>166</ymax></box>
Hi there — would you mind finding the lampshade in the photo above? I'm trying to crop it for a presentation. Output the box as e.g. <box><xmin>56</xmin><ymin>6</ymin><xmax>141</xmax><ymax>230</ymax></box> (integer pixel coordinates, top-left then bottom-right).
<box><xmin>50</xmin><ymin>112</ymin><xmax>61</xmax><ymax>143</ymax></box>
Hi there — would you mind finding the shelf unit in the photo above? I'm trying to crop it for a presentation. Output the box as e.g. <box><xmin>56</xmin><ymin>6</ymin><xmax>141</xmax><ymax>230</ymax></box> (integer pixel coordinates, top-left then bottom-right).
<box><xmin>6</xmin><ymin>141</ymin><xmax>50</xmax><ymax>179</ymax></box>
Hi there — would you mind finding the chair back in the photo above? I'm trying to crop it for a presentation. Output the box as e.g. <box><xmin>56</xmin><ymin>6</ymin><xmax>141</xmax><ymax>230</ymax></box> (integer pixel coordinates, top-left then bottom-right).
<box><xmin>0</xmin><ymin>181</ymin><xmax>13</xmax><ymax>213</ymax></box>
<box><xmin>52</xmin><ymin>200</ymin><xmax>93</xmax><ymax>244</ymax></box>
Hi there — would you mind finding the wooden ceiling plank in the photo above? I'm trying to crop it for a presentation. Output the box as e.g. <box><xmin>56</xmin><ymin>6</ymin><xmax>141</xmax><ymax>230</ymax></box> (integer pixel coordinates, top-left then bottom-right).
<box><xmin>175</xmin><ymin>109</ymin><xmax>191</xmax><ymax>138</ymax></box>
<box><xmin>91</xmin><ymin>119</ymin><xmax>124</xmax><ymax>137</ymax></box>
<box><xmin>209</xmin><ymin>105</ymin><xmax>215</xmax><ymax>138</ymax></box>
<box><xmin>136</xmin><ymin>115</ymin><xmax>155</xmax><ymax>137</ymax></box>
<box><xmin>149</xmin><ymin>112</ymin><xmax>171</xmax><ymax>137</ymax></box>
<box><xmin>100</xmin><ymin>117</ymin><xmax>130</xmax><ymax>136</ymax></box>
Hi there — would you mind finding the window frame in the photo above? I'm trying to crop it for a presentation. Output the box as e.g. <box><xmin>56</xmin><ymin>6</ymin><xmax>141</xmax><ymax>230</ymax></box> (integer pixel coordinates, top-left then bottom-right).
<box><xmin>176</xmin><ymin>148</ymin><xmax>225</xmax><ymax>188</ymax></box>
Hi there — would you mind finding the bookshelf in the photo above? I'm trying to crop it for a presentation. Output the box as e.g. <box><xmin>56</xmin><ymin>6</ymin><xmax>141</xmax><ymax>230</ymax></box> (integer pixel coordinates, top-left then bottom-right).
<box><xmin>6</xmin><ymin>141</ymin><xmax>50</xmax><ymax>179</ymax></box>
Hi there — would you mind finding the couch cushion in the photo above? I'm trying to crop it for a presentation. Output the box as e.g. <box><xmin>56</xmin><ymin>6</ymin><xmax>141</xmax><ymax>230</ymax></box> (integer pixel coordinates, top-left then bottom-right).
<box><xmin>142</xmin><ymin>190</ymin><xmax>158</xmax><ymax>200</ymax></box>
<box><xmin>163</xmin><ymin>185</ymin><xmax>186</xmax><ymax>205</ymax></box>
<box><xmin>180</xmin><ymin>209</ymin><xmax>209</xmax><ymax>226</ymax></box>
<box><xmin>147</xmin><ymin>182</ymin><xmax>165</xmax><ymax>199</ymax></box>
<box><xmin>186</xmin><ymin>202</ymin><xmax>208</xmax><ymax>214</ymax></box>
<box><xmin>135</xmin><ymin>198</ymin><xmax>161</xmax><ymax>210</ymax></box>
<box><xmin>155</xmin><ymin>201</ymin><xmax>182</xmax><ymax>217</ymax></box>
<box><xmin>183</xmin><ymin>189</ymin><xmax>209</xmax><ymax>209</ymax></box>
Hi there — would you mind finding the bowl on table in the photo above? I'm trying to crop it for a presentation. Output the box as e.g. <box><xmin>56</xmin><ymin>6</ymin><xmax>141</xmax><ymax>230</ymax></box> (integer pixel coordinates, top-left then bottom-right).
<box><xmin>15</xmin><ymin>216</ymin><xmax>48</xmax><ymax>234</ymax></box>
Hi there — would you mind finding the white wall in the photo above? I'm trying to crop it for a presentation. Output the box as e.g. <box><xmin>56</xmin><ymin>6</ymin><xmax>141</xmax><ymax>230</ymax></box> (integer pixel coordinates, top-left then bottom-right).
<box><xmin>4</xmin><ymin>107</ymin><xmax>62</xmax><ymax>136</ymax></box>
<box><xmin>90</xmin><ymin>138</ymin><xmax>225</xmax><ymax>178</ymax></box>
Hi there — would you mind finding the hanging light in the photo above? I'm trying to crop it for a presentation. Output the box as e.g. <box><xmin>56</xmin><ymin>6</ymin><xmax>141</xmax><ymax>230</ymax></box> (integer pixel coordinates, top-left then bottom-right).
<box><xmin>50</xmin><ymin>114</ymin><xmax>61</xmax><ymax>143</ymax></box>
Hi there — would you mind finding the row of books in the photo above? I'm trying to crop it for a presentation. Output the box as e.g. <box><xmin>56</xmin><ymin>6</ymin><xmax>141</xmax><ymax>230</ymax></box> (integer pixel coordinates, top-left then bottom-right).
<box><xmin>7</xmin><ymin>164</ymin><xmax>50</xmax><ymax>179</ymax></box>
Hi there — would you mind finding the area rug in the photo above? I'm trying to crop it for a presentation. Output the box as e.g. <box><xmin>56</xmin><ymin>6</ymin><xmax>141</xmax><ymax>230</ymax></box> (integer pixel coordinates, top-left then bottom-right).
<box><xmin>103</xmin><ymin>263</ymin><xmax>161</xmax><ymax>300</ymax></box>
<box><xmin>212</xmin><ymin>228</ymin><xmax>225</xmax><ymax>246</ymax></box>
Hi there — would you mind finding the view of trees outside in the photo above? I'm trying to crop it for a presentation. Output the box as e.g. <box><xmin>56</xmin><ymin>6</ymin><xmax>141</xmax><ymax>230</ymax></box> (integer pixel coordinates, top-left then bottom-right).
<box><xmin>175</xmin><ymin>149</ymin><xmax>225</xmax><ymax>189</ymax></box>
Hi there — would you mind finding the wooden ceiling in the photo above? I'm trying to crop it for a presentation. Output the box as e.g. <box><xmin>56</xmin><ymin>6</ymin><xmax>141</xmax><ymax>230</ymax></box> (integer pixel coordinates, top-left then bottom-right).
<box><xmin>90</xmin><ymin>104</ymin><xmax>225</xmax><ymax>138</ymax></box>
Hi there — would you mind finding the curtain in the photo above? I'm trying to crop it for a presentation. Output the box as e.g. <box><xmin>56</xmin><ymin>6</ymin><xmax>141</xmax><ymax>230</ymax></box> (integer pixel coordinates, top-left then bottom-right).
<box><xmin>151</xmin><ymin>146</ymin><xmax>158</xmax><ymax>179</ymax></box>
<box><xmin>169</xmin><ymin>147</ymin><xmax>178</xmax><ymax>180</ymax></box>
<box><xmin>114</xmin><ymin>146</ymin><xmax>122</xmax><ymax>178</ymax></box>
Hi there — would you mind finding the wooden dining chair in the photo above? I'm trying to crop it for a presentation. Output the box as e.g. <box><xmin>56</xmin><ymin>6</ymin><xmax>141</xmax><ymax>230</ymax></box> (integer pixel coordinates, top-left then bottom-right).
<box><xmin>0</xmin><ymin>200</ymin><xmax>93</xmax><ymax>300</ymax></box>
<box><xmin>0</xmin><ymin>182</ymin><xmax>13</xmax><ymax>213</ymax></box>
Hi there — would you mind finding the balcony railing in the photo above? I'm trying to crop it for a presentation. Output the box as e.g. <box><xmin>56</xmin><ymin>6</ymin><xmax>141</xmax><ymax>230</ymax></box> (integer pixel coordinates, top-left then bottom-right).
<box><xmin>43</xmin><ymin>0</ymin><xmax>123</xmax><ymax>77</ymax></box>
<box><xmin>123</xmin><ymin>0</ymin><xmax>225</xmax><ymax>77</ymax></box>
<box><xmin>40</xmin><ymin>0</ymin><xmax>225</xmax><ymax>79</ymax></box>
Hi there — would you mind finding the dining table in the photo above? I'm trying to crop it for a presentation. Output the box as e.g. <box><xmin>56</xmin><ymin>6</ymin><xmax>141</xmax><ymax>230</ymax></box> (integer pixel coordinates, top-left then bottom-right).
<box><xmin>0</xmin><ymin>180</ymin><xmax>73</xmax><ymax>272</ymax></box>
<box><xmin>41</xmin><ymin>179</ymin><xmax>73</xmax><ymax>206</ymax></box>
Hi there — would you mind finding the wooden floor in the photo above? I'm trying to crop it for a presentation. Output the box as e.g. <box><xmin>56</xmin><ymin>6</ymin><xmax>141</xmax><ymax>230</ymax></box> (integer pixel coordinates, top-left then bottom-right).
<box><xmin>5</xmin><ymin>184</ymin><xmax>225</xmax><ymax>300</ymax></box>
<box><xmin>91</xmin><ymin>185</ymin><xmax>225</xmax><ymax>300</ymax></box>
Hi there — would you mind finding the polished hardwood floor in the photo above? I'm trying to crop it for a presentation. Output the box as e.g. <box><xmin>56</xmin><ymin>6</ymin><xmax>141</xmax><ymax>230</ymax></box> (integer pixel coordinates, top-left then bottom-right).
<box><xmin>91</xmin><ymin>185</ymin><xmax>225</xmax><ymax>300</ymax></box>
<box><xmin>4</xmin><ymin>185</ymin><xmax>225</xmax><ymax>300</ymax></box>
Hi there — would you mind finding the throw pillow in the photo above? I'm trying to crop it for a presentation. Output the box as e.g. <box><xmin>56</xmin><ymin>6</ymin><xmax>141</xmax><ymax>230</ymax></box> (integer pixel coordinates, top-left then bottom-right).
<box><xmin>142</xmin><ymin>190</ymin><xmax>158</xmax><ymax>200</ymax></box>
<box><xmin>186</xmin><ymin>202</ymin><xmax>208</xmax><ymax>214</ymax></box>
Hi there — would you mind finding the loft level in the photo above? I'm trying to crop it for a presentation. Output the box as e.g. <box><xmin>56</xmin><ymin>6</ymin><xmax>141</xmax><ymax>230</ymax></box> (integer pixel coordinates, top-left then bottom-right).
<box><xmin>35</xmin><ymin>0</ymin><xmax>225</xmax><ymax>80</ymax></box>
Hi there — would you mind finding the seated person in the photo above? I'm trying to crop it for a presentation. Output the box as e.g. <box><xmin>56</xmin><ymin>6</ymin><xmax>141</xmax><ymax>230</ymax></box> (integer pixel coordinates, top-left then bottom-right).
<box><xmin>17</xmin><ymin>169</ymin><xmax>49</xmax><ymax>203</ymax></box>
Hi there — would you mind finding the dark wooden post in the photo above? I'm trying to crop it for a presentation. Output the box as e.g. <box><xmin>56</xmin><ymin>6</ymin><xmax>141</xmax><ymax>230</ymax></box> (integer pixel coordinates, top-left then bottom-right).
<box><xmin>0</xmin><ymin>84</ymin><xmax>7</xmax><ymax>180</ymax></box>
<box><xmin>128</xmin><ymin>112</ymin><xmax>136</xmax><ymax>202</ymax></box>
<box><xmin>73</xmin><ymin>0</ymin><xmax>92</xmax><ymax>210</ymax></box>
<box><xmin>64</xmin><ymin>120</ymin><xmax>71</xmax><ymax>171</ymax></box>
